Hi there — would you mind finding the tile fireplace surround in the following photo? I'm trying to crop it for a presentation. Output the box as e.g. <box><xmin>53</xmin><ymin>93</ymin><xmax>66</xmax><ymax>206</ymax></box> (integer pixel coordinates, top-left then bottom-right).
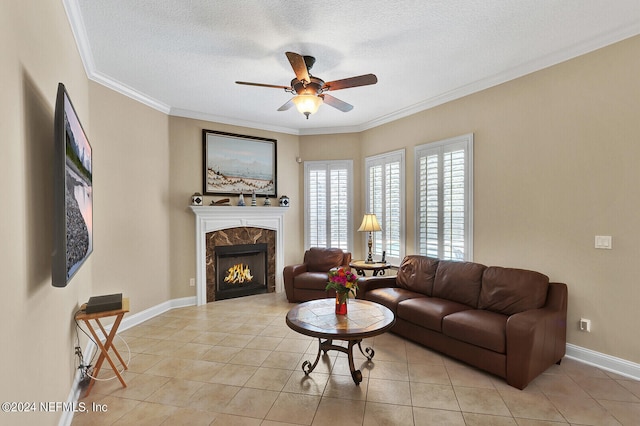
<box><xmin>190</xmin><ymin>206</ymin><xmax>287</xmax><ymax>306</ymax></box>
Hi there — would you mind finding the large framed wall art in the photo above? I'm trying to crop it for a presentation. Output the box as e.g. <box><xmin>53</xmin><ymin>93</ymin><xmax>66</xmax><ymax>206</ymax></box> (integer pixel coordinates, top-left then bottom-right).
<box><xmin>202</xmin><ymin>129</ymin><xmax>277</xmax><ymax>196</ymax></box>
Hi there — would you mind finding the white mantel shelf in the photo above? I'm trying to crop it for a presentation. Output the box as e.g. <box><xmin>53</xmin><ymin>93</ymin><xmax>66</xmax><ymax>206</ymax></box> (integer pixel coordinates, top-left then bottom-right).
<box><xmin>190</xmin><ymin>205</ymin><xmax>287</xmax><ymax>305</ymax></box>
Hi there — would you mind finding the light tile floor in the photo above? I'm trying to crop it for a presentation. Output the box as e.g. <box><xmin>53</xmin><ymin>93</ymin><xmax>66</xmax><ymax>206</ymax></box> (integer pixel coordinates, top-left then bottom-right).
<box><xmin>72</xmin><ymin>293</ymin><xmax>640</xmax><ymax>425</ymax></box>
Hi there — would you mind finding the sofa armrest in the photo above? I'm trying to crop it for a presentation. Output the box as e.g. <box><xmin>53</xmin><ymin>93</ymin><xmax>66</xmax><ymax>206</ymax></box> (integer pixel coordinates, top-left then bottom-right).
<box><xmin>283</xmin><ymin>264</ymin><xmax>308</xmax><ymax>302</ymax></box>
<box><xmin>505</xmin><ymin>282</ymin><xmax>567</xmax><ymax>389</ymax></box>
<box><xmin>356</xmin><ymin>276</ymin><xmax>399</xmax><ymax>299</ymax></box>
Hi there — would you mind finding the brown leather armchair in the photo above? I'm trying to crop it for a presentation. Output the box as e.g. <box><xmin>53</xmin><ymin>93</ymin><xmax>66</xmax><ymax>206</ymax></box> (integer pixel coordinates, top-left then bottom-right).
<box><xmin>283</xmin><ymin>247</ymin><xmax>352</xmax><ymax>302</ymax></box>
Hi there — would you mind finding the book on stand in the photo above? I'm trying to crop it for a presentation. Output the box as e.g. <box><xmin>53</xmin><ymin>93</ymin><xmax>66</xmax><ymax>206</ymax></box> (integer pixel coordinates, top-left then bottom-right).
<box><xmin>85</xmin><ymin>293</ymin><xmax>123</xmax><ymax>314</ymax></box>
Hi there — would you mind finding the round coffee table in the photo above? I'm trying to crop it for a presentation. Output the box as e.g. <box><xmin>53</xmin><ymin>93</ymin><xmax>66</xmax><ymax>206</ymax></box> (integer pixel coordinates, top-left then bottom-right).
<box><xmin>285</xmin><ymin>298</ymin><xmax>395</xmax><ymax>385</ymax></box>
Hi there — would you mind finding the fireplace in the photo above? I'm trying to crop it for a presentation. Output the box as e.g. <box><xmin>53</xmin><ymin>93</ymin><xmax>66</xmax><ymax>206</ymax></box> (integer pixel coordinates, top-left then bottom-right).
<box><xmin>215</xmin><ymin>243</ymin><xmax>267</xmax><ymax>300</ymax></box>
<box><xmin>205</xmin><ymin>227</ymin><xmax>275</xmax><ymax>302</ymax></box>
<box><xmin>190</xmin><ymin>205</ymin><xmax>287</xmax><ymax>306</ymax></box>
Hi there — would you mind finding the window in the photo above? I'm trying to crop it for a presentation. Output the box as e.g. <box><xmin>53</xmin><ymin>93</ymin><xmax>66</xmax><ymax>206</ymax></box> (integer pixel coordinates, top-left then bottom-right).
<box><xmin>415</xmin><ymin>134</ymin><xmax>473</xmax><ymax>261</ymax></box>
<box><xmin>364</xmin><ymin>150</ymin><xmax>405</xmax><ymax>265</ymax></box>
<box><xmin>304</xmin><ymin>160</ymin><xmax>353</xmax><ymax>251</ymax></box>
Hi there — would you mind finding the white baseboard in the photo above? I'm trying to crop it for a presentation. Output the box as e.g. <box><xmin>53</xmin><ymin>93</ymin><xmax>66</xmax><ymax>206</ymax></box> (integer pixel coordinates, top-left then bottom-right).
<box><xmin>566</xmin><ymin>343</ymin><xmax>640</xmax><ymax>381</ymax></box>
<box><xmin>59</xmin><ymin>296</ymin><xmax>196</xmax><ymax>426</ymax></box>
<box><xmin>58</xmin><ymin>371</ymin><xmax>84</xmax><ymax>426</ymax></box>
<box><xmin>116</xmin><ymin>296</ymin><xmax>197</xmax><ymax>333</ymax></box>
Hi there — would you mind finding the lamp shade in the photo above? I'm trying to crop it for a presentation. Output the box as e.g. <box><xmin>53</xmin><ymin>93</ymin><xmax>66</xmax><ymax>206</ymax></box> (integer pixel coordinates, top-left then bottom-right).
<box><xmin>357</xmin><ymin>213</ymin><xmax>382</xmax><ymax>232</ymax></box>
<box><xmin>292</xmin><ymin>94</ymin><xmax>323</xmax><ymax>118</ymax></box>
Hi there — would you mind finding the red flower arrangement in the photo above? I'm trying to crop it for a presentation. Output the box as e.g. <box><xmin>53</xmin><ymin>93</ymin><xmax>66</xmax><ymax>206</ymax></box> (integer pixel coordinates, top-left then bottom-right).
<box><xmin>326</xmin><ymin>267</ymin><xmax>359</xmax><ymax>303</ymax></box>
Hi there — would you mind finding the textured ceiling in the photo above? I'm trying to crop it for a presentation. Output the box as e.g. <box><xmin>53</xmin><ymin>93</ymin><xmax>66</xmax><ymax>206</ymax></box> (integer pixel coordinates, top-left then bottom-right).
<box><xmin>67</xmin><ymin>0</ymin><xmax>640</xmax><ymax>135</ymax></box>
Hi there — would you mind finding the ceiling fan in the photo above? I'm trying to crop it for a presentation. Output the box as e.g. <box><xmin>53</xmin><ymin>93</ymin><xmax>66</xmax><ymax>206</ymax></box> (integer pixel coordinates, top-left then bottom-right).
<box><xmin>236</xmin><ymin>52</ymin><xmax>378</xmax><ymax>119</ymax></box>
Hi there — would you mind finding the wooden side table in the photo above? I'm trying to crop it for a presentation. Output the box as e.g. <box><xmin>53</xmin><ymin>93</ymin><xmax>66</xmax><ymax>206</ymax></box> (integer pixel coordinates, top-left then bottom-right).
<box><xmin>75</xmin><ymin>297</ymin><xmax>130</xmax><ymax>396</ymax></box>
<box><xmin>349</xmin><ymin>260</ymin><xmax>391</xmax><ymax>276</ymax></box>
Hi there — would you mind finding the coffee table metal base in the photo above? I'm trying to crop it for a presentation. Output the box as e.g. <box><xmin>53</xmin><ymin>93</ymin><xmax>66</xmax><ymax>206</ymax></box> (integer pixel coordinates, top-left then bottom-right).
<box><xmin>302</xmin><ymin>338</ymin><xmax>375</xmax><ymax>385</ymax></box>
<box><xmin>286</xmin><ymin>299</ymin><xmax>395</xmax><ymax>386</ymax></box>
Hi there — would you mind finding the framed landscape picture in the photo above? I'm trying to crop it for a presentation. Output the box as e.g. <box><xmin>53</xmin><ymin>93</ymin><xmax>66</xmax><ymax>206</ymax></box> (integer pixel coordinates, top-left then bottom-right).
<box><xmin>202</xmin><ymin>129</ymin><xmax>277</xmax><ymax>196</ymax></box>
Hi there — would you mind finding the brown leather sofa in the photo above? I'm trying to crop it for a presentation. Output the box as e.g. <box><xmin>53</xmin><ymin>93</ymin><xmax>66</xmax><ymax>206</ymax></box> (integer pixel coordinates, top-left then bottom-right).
<box><xmin>284</xmin><ymin>247</ymin><xmax>352</xmax><ymax>302</ymax></box>
<box><xmin>357</xmin><ymin>255</ymin><xmax>567</xmax><ymax>389</ymax></box>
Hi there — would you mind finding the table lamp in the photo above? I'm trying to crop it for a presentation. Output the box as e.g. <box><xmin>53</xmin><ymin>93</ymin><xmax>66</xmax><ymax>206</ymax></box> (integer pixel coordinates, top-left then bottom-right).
<box><xmin>358</xmin><ymin>213</ymin><xmax>382</xmax><ymax>264</ymax></box>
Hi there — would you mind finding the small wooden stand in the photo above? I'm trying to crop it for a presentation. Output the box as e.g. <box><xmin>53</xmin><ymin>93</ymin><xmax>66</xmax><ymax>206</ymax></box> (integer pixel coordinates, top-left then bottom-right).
<box><xmin>75</xmin><ymin>297</ymin><xmax>130</xmax><ymax>396</ymax></box>
<box><xmin>349</xmin><ymin>260</ymin><xmax>391</xmax><ymax>276</ymax></box>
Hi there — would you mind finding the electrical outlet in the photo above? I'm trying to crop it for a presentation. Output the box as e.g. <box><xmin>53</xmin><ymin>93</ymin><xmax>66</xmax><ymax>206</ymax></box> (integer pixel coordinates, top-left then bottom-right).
<box><xmin>579</xmin><ymin>318</ymin><xmax>591</xmax><ymax>332</ymax></box>
<box><xmin>189</xmin><ymin>278</ymin><xmax>195</xmax><ymax>287</ymax></box>
<box><xmin>595</xmin><ymin>236</ymin><xmax>612</xmax><ymax>249</ymax></box>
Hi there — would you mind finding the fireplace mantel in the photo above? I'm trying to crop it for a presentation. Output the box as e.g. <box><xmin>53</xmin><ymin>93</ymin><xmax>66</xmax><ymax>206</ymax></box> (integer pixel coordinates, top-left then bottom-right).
<box><xmin>190</xmin><ymin>206</ymin><xmax>287</xmax><ymax>305</ymax></box>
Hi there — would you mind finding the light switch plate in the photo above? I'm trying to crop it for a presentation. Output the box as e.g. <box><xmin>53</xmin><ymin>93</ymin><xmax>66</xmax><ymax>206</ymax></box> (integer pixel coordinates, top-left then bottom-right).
<box><xmin>595</xmin><ymin>235</ymin><xmax>612</xmax><ymax>249</ymax></box>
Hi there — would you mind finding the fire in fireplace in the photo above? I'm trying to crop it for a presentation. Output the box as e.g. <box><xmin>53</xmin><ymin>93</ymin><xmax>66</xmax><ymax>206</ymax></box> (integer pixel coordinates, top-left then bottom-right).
<box><xmin>224</xmin><ymin>263</ymin><xmax>253</xmax><ymax>284</ymax></box>
<box><xmin>215</xmin><ymin>243</ymin><xmax>267</xmax><ymax>300</ymax></box>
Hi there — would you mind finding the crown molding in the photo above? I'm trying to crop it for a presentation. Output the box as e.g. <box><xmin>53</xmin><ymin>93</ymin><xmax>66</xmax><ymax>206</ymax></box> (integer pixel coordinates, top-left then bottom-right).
<box><xmin>169</xmin><ymin>108</ymin><xmax>301</xmax><ymax>135</ymax></box>
<box><xmin>63</xmin><ymin>0</ymin><xmax>171</xmax><ymax>114</ymax></box>
<box><xmin>91</xmin><ymin>71</ymin><xmax>171</xmax><ymax>114</ymax></box>
<box><xmin>64</xmin><ymin>0</ymin><xmax>640</xmax><ymax>136</ymax></box>
<box><xmin>63</xmin><ymin>0</ymin><xmax>95</xmax><ymax>75</ymax></box>
<box><xmin>360</xmin><ymin>22</ymin><xmax>640</xmax><ymax>132</ymax></box>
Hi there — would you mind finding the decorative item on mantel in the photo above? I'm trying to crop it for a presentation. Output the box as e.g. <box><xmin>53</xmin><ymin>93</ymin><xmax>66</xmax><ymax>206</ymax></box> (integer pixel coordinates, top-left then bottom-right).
<box><xmin>326</xmin><ymin>267</ymin><xmax>359</xmax><ymax>315</ymax></box>
<box><xmin>264</xmin><ymin>196</ymin><xmax>271</xmax><ymax>206</ymax></box>
<box><xmin>238</xmin><ymin>193</ymin><xmax>245</xmax><ymax>206</ymax></box>
<box><xmin>251</xmin><ymin>190</ymin><xmax>257</xmax><ymax>206</ymax></box>
<box><xmin>191</xmin><ymin>192</ymin><xmax>203</xmax><ymax>206</ymax></box>
<box><xmin>279</xmin><ymin>195</ymin><xmax>290</xmax><ymax>207</ymax></box>
<box><xmin>211</xmin><ymin>198</ymin><xmax>230</xmax><ymax>206</ymax></box>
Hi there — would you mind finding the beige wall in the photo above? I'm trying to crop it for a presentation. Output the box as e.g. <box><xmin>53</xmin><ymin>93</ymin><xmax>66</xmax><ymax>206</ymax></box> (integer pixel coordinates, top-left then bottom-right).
<box><xmin>2</xmin><ymin>1</ymin><xmax>639</xmax><ymax>423</ymax></box>
<box><xmin>168</xmin><ymin>117</ymin><xmax>302</xmax><ymax>298</ymax></box>
<box><xmin>89</xmin><ymin>82</ymin><xmax>172</xmax><ymax>309</ymax></box>
<box><xmin>355</xmin><ymin>36</ymin><xmax>640</xmax><ymax>363</ymax></box>
<box><xmin>0</xmin><ymin>1</ymin><xmax>93</xmax><ymax>425</ymax></box>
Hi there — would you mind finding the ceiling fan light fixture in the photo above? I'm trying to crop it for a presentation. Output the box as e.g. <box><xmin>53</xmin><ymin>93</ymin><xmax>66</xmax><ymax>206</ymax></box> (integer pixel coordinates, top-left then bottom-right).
<box><xmin>292</xmin><ymin>94</ymin><xmax>323</xmax><ymax>119</ymax></box>
<box><xmin>236</xmin><ymin>52</ymin><xmax>376</xmax><ymax>117</ymax></box>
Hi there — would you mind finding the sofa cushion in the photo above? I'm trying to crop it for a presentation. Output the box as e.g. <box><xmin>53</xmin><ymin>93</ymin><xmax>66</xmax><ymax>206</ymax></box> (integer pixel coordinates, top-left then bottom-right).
<box><xmin>365</xmin><ymin>287</ymin><xmax>425</xmax><ymax>312</ymax></box>
<box><xmin>396</xmin><ymin>255</ymin><xmax>439</xmax><ymax>296</ymax></box>
<box><xmin>442</xmin><ymin>310</ymin><xmax>508</xmax><ymax>353</ymax></box>
<box><xmin>293</xmin><ymin>272</ymin><xmax>331</xmax><ymax>290</ymax></box>
<box><xmin>398</xmin><ymin>297</ymin><xmax>472</xmax><ymax>332</ymax></box>
<box><xmin>304</xmin><ymin>247</ymin><xmax>345</xmax><ymax>272</ymax></box>
<box><xmin>478</xmin><ymin>267</ymin><xmax>549</xmax><ymax>315</ymax></box>
<box><xmin>432</xmin><ymin>260</ymin><xmax>486</xmax><ymax>308</ymax></box>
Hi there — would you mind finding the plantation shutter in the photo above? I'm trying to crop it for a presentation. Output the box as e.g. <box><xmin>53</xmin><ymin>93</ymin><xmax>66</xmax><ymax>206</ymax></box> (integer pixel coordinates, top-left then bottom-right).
<box><xmin>368</xmin><ymin>164</ymin><xmax>384</xmax><ymax>255</ymax></box>
<box><xmin>307</xmin><ymin>168</ymin><xmax>327</xmax><ymax>248</ymax></box>
<box><xmin>416</xmin><ymin>134</ymin><xmax>473</xmax><ymax>261</ymax></box>
<box><xmin>330</xmin><ymin>168</ymin><xmax>349</xmax><ymax>248</ymax></box>
<box><xmin>365</xmin><ymin>150</ymin><xmax>405</xmax><ymax>265</ymax></box>
<box><xmin>304</xmin><ymin>161</ymin><xmax>353</xmax><ymax>251</ymax></box>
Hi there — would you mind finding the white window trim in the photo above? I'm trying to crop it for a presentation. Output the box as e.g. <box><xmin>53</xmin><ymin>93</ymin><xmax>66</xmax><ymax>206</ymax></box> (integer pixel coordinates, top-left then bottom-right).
<box><xmin>304</xmin><ymin>160</ymin><xmax>354</xmax><ymax>252</ymax></box>
<box><xmin>414</xmin><ymin>133</ymin><xmax>474</xmax><ymax>261</ymax></box>
<box><xmin>364</xmin><ymin>149</ymin><xmax>405</xmax><ymax>266</ymax></box>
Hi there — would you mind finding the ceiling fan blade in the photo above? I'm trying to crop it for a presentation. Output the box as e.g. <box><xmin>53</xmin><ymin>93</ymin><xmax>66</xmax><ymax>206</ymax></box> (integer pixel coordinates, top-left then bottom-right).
<box><xmin>236</xmin><ymin>81</ymin><xmax>291</xmax><ymax>90</ymax></box>
<box><xmin>324</xmin><ymin>74</ymin><xmax>378</xmax><ymax>91</ymax></box>
<box><xmin>285</xmin><ymin>52</ymin><xmax>310</xmax><ymax>83</ymax></box>
<box><xmin>320</xmin><ymin>94</ymin><xmax>353</xmax><ymax>112</ymax></box>
<box><xmin>277</xmin><ymin>98</ymin><xmax>295</xmax><ymax>111</ymax></box>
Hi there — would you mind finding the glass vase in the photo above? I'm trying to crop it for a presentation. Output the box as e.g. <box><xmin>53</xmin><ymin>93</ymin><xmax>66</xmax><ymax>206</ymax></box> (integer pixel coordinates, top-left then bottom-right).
<box><xmin>335</xmin><ymin>293</ymin><xmax>348</xmax><ymax>315</ymax></box>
